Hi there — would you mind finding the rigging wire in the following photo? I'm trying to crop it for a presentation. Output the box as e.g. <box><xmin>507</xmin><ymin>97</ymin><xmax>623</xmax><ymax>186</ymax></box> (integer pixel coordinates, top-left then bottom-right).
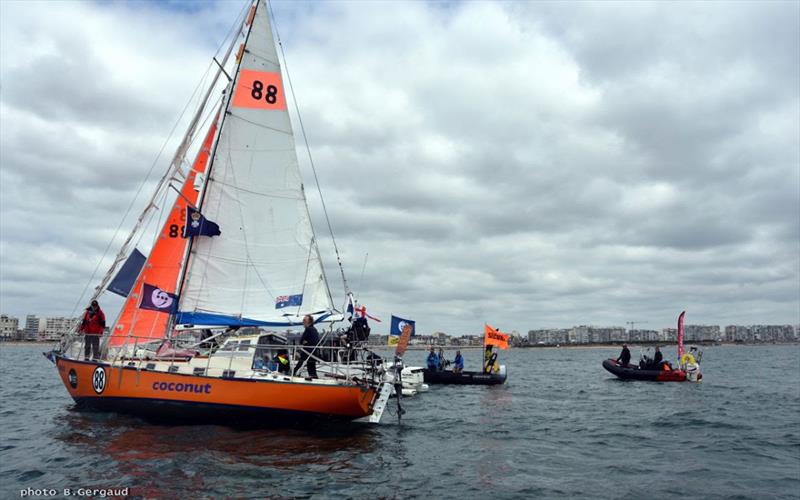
<box><xmin>69</xmin><ymin>63</ymin><xmax>210</xmax><ymax>318</ymax></box>
<box><xmin>70</xmin><ymin>0</ymin><xmax>251</xmax><ymax>318</ymax></box>
<box><xmin>267</xmin><ymin>0</ymin><xmax>350</xmax><ymax>295</ymax></box>
<box><xmin>355</xmin><ymin>252</ymin><xmax>368</xmax><ymax>301</ymax></box>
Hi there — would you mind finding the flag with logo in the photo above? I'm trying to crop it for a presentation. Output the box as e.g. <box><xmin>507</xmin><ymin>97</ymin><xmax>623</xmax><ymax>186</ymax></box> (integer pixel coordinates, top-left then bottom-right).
<box><xmin>275</xmin><ymin>293</ymin><xmax>303</xmax><ymax>309</ymax></box>
<box><xmin>139</xmin><ymin>283</ymin><xmax>179</xmax><ymax>314</ymax></box>
<box><xmin>484</xmin><ymin>323</ymin><xmax>510</xmax><ymax>350</ymax></box>
<box><xmin>183</xmin><ymin>206</ymin><xmax>221</xmax><ymax>238</ymax></box>
<box><xmin>389</xmin><ymin>315</ymin><xmax>414</xmax><ymax>346</ymax></box>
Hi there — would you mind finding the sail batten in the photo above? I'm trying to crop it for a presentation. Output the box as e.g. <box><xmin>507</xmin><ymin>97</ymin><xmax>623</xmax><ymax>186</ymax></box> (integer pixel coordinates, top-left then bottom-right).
<box><xmin>177</xmin><ymin>0</ymin><xmax>334</xmax><ymax>325</ymax></box>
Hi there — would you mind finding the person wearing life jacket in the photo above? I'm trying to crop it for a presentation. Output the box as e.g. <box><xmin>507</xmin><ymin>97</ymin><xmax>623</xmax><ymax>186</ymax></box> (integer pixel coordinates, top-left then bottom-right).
<box><xmin>275</xmin><ymin>350</ymin><xmax>291</xmax><ymax>375</ymax></box>
<box><xmin>426</xmin><ymin>347</ymin><xmax>440</xmax><ymax>371</ymax></box>
<box><xmin>453</xmin><ymin>350</ymin><xmax>464</xmax><ymax>374</ymax></box>
<box><xmin>79</xmin><ymin>300</ymin><xmax>105</xmax><ymax>360</ymax></box>
<box><xmin>483</xmin><ymin>345</ymin><xmax>498</xmax><ymax>374</ymax></box>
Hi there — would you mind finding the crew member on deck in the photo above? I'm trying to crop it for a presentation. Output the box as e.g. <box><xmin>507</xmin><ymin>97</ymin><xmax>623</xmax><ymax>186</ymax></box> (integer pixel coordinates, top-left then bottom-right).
<box><xmin>275</xmin><ymin>350</ymin><xmax>291</xmax><ymax>375</ymax></box>
<box><xmin>79</xmin><ymin>300</ymin><xmax>105</xmax><ymax>360</ymax></box>
<box><xmin>294</xmin><ymin>315</ymin><xmax>319</xmax><ymax>378</ymax></box>
<box><xmin>453</xmin><ymin>350</ymin><xmax>464</xmax><ymax>374</ymax></box>
<box><xmin>426</xmin><ymin>347</ymin><xmax>440</xmax><ymax>371</ymax></box>
<box><xmin>616</xmin><ymin>344</ymin><xmax>631</xmax><ymax>368</ymax></box>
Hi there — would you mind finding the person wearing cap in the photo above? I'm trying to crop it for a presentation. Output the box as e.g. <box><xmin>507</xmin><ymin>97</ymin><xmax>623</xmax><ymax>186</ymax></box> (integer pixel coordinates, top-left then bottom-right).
<box><xmin>79</xmin><ymin>300</ymin><xmax>106</xmax><ymax>360</ymax></box>
<box><xmin>616</xmin><ymin>344</ymin><xmax>631</xmax><ymax>368</ymax></box>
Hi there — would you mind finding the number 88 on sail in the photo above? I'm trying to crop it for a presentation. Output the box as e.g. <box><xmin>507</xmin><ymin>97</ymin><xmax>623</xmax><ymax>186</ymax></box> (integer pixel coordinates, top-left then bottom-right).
<box><xmin>232</xmin><ymin>69</ymin><xmax>286</xmax><ymax>110</ymax></box>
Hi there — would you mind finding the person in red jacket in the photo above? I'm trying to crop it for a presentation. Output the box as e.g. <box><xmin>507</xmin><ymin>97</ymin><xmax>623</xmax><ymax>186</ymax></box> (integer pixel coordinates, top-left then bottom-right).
<box><xmin>80</xmin><ymin>300</ymin><xmax>105</xmax><ymax>360</ymax></box>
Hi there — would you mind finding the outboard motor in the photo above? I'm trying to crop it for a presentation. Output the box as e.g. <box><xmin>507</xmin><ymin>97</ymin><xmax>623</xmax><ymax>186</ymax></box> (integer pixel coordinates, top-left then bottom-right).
<box><xmin>685</xmin><ymin>362</ymin><xmax>701</xmax><ymax>382</ymax></box>
<box><xmin>680</xmin><ymin>350</ymin><xmax>702</xmax><ymax>382</ymax></box>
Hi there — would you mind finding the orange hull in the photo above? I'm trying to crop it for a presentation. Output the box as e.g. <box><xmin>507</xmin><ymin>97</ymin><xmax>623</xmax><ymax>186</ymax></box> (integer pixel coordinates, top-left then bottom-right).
<box><xmin>55</xmin><ymin>356</ymin><xmax>376</xmax><ymax>422</ymax></box>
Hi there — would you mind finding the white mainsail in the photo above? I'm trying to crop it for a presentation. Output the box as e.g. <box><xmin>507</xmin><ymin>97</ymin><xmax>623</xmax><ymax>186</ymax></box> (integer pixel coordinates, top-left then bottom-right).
<box><xmin>177</xmin><ymin>0</ymin><xmax>334</xmax><ymax>327</ymax></box>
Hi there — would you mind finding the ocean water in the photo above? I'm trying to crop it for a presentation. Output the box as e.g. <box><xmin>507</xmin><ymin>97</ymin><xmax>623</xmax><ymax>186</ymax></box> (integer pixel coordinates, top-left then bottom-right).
<box><xmin>0</xmin><ymin>344</ymin><xmax>798</xmax><ymax>499</ymax></box>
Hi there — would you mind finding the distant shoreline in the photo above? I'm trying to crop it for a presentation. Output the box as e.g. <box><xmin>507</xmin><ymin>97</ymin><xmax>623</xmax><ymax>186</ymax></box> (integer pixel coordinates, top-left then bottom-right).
<box><xmin>1</xmin><ymin>340</ymin><xmax>796</xmax><ymax>349</ymax></box>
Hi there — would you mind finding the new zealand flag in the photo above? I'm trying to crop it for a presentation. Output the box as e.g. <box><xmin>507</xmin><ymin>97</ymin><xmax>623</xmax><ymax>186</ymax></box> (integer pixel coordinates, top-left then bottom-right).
<box><xmin>183</xmin><ymin>206</ymin><xmax>221</xmax><ymax>238</ymax></box>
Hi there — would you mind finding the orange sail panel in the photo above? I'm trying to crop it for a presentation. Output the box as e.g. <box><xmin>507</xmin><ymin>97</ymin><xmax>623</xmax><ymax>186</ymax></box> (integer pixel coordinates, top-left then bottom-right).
<box><xmin>109</xmin><ymin>120</ymin><xmax>218</xmax><ymax>346</ymax></box>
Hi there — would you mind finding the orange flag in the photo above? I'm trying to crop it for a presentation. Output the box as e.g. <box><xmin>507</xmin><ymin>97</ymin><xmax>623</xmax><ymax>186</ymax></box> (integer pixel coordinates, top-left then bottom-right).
<box><xmin>395</xmin><ymin>323</ymin><xmax>413</xmax><ymax>357</ymax></box>
<box><xmin>484</xmin><ymin>324</ymin><xmax>509</xmax><ymax>350</ymax></box>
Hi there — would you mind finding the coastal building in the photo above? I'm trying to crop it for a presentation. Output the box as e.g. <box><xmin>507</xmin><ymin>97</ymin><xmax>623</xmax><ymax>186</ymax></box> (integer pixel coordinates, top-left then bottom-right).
<box><xmin>572</xmin><ymin>325</ymin><xmax>590</xmax><ymax>344</ymax></box>
<box><xmin>0</xmin><ymin>315</ymin><xmax>19</xmax><ymax>340</ymax></box>
<box><xmin>725</xmin><ymin>325</ymin><xmax>796</xmax><ymax>343</ymax></box>
<box><xmin>24</xmin><ymin>315</ymin><xmax>41</xmax><ymax>341</ymax></box>
<box><xmin>628</xmin><ymin>329</ymin><xmax>660</xmax><ymax>342</ymax></box>
<box><xmin>588</xmin><ymin>326</ymin><xmax>626</xmax><ymax>343</ymax></box>
<box><xmin>41</xmin><ymin>317</ymin><xmax>78</xmax><ymax>341</ymax></box>
<box><xmin>683</xmin><ymin>325</ymin><xmax>721</xmax><ymax>342</ymax></box>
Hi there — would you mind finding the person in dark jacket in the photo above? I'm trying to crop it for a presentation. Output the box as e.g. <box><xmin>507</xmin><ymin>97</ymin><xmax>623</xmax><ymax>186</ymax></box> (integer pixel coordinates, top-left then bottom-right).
<box><xmin>293</xmin><ymin>315</ymin><xmax>319</xmax><ymax>378</ymax></box>
<box><xmin>80</xmin><ymin>300</ymin><xmax>106</xmax><ymax>360</ymax></box>
<box><xmin>616</xmin><ymin>344</ymin><xmax>631</xmax><ymax>368</ymax></box>
<box><xmin>653</xmin><ymin>346</ymin><xmax>663</xmax><ymax>369</ymax></box>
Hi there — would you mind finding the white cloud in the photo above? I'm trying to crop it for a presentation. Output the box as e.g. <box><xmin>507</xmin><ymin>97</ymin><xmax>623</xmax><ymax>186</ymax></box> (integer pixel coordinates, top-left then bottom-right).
<box><xmin>1</xmin><ymin>0</ymin><xmax>797</xmax><ymax>334</ymax></box>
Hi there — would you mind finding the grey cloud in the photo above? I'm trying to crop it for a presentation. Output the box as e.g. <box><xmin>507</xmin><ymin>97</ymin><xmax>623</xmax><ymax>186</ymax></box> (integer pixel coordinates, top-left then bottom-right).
<box><xmin>1</xmin><ymin>0</ymin><xmax>797</xmax><ymax>332</ymax></box>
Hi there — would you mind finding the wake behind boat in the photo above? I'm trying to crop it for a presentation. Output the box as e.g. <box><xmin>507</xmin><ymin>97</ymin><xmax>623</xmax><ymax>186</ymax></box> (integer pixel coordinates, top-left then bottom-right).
<box><xmin>47</xmin><ymin>0</ymin><xmax>396</xmax><ymax>425</ymax></box>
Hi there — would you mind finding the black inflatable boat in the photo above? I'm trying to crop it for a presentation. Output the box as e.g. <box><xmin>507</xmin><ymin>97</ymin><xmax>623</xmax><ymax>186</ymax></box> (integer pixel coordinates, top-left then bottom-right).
<box><xmin>602</xmin><ymin>358</ymin><xmax>698</xmax><ymax>382</ymax></box>
<box><xmin>423</xmin><ymin>367</ymin><xmax>507</xmax><ymax>385</ymax></box>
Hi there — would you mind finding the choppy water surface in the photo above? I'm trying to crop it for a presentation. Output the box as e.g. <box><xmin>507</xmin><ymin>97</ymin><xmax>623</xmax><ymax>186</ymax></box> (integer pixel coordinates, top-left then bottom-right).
<box><xmin>1</xmin><ymin>344</ymin><xmax>798</xmax><ymax>499</ymax></box>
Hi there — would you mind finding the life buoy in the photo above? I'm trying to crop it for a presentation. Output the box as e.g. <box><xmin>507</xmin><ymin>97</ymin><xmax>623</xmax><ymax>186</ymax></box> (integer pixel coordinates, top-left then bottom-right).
<box><xmin>680</xmin><ymin>353</ymin><xmax>696</xmax><ymax>366</ymax></box>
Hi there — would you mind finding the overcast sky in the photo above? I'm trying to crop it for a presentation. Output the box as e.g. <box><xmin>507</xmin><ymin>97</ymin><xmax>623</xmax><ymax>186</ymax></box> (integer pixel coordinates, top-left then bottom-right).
<box><xmin>1</xmin><ymin>0</ymin><xmax>798</xmax><ymax>334</ymax></box>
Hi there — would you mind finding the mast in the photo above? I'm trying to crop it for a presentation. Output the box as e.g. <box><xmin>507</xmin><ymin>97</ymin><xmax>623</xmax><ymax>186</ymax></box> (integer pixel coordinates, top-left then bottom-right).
<box><xmin>174</xmin><ymin>0</ymin><xmax>336</xmax><ymax>328</ymax></box>
<box><xmin>169</xmin><ymin>0</ymin><xmax>260</xmax><ymax>334</ymax></box>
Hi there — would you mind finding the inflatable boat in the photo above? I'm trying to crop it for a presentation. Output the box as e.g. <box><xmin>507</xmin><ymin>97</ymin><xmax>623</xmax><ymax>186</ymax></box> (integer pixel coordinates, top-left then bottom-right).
<box><xmin>602</xmin><ymin>311</ymin><xmax>702</xmax><ymax>383</ymax></box>
<box><xmin>423</xmin><ymin>366</ymin><xmax>507</xmax><ymax>385</ymax></box>
<box><xmin>602</xmin><ymin>358</ymin><xmax>700</xmax><ymax>382</ymax></box>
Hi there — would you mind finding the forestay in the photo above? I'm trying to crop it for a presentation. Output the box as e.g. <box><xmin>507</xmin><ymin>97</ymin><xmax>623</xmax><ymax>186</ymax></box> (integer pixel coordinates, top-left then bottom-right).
<box><xmin>177</xmin><ymin>0</ymin><xmax>334</xmax><ymax>327</ymax></box>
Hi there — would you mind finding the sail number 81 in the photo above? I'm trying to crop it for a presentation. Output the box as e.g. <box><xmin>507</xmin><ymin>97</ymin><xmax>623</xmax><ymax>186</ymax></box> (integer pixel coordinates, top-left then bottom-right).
<box><xmin>251</xmin><ymin>80</ymin><xmax>278</xmax><ymax>104</ymax></box>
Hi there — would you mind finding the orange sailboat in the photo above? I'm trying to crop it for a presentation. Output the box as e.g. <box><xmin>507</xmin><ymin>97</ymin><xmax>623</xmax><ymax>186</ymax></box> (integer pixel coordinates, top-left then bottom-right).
<box><xmin>49</xmin><ymin>0</ymin><xmax>392</xmax><ymax>424</ymax></box>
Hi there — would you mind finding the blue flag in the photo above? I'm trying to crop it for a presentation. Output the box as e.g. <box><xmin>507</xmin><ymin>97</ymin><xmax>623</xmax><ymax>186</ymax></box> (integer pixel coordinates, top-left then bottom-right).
<box><xmin>183</xmin><ymin>207</ymin><xmax>221</xmax><ymax>238</ymax></box>
<box><xmin>389</xmin><ymin>315</ymin><xmax>415</xmax><ymax>345</ymax></box>
<box><xmin>139</xmin><ymin>283</ymin><xmax>179</xmax><ymax>314</ymax></box>
<box><xmin>108</xmin><ymin>248</ymin><xmax>146</xmax><ymax>297</ymax></box>
<box><xmin>275</xmin><ymin>294</ymin><xmax>303</xmax><ymax>309</ymax></box>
